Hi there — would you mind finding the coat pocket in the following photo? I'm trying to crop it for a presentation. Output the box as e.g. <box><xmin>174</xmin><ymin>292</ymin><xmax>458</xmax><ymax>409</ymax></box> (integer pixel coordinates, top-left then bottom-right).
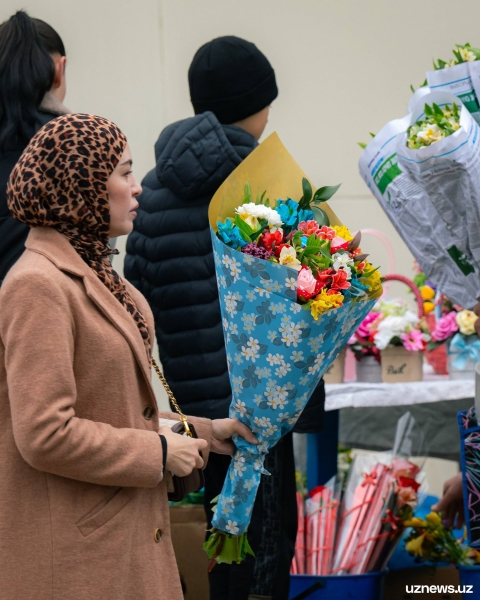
<box><xmin>76</xmin><ymin>487</ymin><xmax>131</xmax><ymax>537</ymax></box>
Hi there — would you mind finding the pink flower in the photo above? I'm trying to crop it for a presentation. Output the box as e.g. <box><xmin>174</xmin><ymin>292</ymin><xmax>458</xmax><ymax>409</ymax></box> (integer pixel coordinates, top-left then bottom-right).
<box><xmin>356</xmin><ymin>312</ymin><xmax>381</xmax><ymax>340</ymax></box>
<box><xmin>432</xmin><ymin>311</ymin><xmax>459</xmax><ymax>342</ymax></box>
<box><xmin>298</xmin><ymin>220</ymin><xmax>320</xmax><ymax>236</ymax></box>
<box><xmin>397</xmin><ymin>486</ymin><xmax>417</xmax><ymax>509</ymax></box>
<box><xmin>297</xmin><ymin>266</ymin><xmax>317</xmax><ymax>295</ymax></box>
<box><xmin>317</xmin><ymin>226</ymin><xmax>336</xmax><ymax>240</ymax></box>
<box><xmin>400</xmin><ymin>329</ymin><xmax>424</xmax><ymax>351</ymax></box>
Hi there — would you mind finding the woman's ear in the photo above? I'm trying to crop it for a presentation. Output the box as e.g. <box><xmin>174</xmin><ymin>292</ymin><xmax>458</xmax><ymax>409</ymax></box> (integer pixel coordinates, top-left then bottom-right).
<box><xmin>52</xmin><ymin>55</ymin><xmax>67</xmax><ymax>90</ymax></box>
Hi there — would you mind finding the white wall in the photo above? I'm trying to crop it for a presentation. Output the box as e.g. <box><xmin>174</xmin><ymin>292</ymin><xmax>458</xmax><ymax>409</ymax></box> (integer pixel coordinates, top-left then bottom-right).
<box><xmin>3</xmin><ymin>0</ymin><xmax>480</xmax><ymax>405</ymax></box>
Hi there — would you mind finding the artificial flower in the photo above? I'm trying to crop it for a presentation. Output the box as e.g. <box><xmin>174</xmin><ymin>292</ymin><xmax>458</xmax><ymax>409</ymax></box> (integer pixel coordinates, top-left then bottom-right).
<box><xmin>309</xmin><ymin>290</ymin><xmax>344</xmax><ymax>320</ymax></box>
<box><xmin>332</xmin><ymin>252</ymin><xmax>354</xmax><ymax>272</ymax></box>
<box><xmin>361</xmin><ymin>267</ymin><xmax>382</xmax><ymax>293</ymax></box>
<box><xmin>297</xmin><ymin>220</ymin><xmax>320</xmax><ymax>236</ymax></box>
<box><xmin>278</xmin><ymin>246</ymin><xmax>302</xmax><ymax>271</ymax></box>
<box><xmin>331</xmin><ymin>225</ymin><xmax>353</xmax><ymax>242</ymax></box>
<box><xmin>217</xmin><ymin>218</ymin><xmax>249</xmax><ymax>248</ymax></box>
<box><xmin>262</xmin><ymin>229</ymin><xmax>283</xmax><ymax>251</ymax></box>
<box><xmin>423</xmin><ymin>301</ymin><xmax>435</xmax><ymax>314</ymax></box>
<box><xmin>397</xmin><ymin>486</ymin><xmax>418</xmax><ymax>509</ymax></box>
<box><xmin>330</xmin><ymin>269</ymin><xmax>351</xmax><ymax>292</ymax></box>
<box><xmin>432</xmin><ymin>311</ymin><xmax>459</xmax><ymax>341</ymax></box>
<box><xmin>406</xmin><ymin>534</ymin><xmax>426</xmax><ymax>557</ymax></box>
<box><xmin>401</xmin><ymin>329</ymin><xmax>425</xmax><ymax>352</ymax></box>
<box><xmin>317</xmin><ymin>225</ymin><xmax>336</xmax><ymax>240</ymax></box>
<box><xmin>356</xmin><ymin>312</ymin><xmax>382</xmax><ymax>339</ymax></box>
<box><xmin>420</xmin><ymin>285</ymin><xmax>435</xmax><ymax>301</ymax></box>
<box><xmin>374</xmin><ymin>311</ymin><xmax>419</xmax><ymax>350</ymax></box>
<box><xmin>407</xmin><ymin>103</ymin><xmax>460</xmax><ymax>149</ymax></box>
<box><xmin>316</xmin><ymin>268</ymin><xmax>335</xmax><ymax>288</ymax></box>
<box><xmin>297</xmin><ymin>267</ymin><xmax>317</xmax><ymax>295</ymax></box>
<box><xmin>276</xmin><ymin>198</ymin><xmax>313</xmax><ymax>230</ymax></box>
<box><xmin>241</xmin><ymin>243</ymin><xmax>272</xmax><ymax>260</ymax></box>
<box><xmin>456</xmin><ymin>309</ymin><xmax>478</xmax><ymax>336</ymax></box>
<box><xmin>235</xmin><ymin>202</ymin><xmax>283</xmax><ymax>230</ymax></box>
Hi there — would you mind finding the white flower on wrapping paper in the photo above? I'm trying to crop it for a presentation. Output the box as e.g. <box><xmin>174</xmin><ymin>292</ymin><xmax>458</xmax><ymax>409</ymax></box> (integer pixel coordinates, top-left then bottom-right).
<box><xmin>246</xmin><ymin>289</ymin><xmax>257</xmax><ymax>302</ymax></box>
<box><xmin>233</xmin><ymin>456</ymin><xmax>246</xmax><ymax>477</ymax></box>
<box><xmin>271</xmin><ymin>303</ymin><xmax>286</xmax><ymax>315</ymax></box>
<box><xmin>261</xmin><ymin>279</ymin><xmax>279</xmax><ymax>294</ymax></box>
<box><xmin>272</xmin><ymin>281</ymin><xmax>282</xmax><ymax>294</ymax></box>
<box><xmin>265</xmin><ymin>424</ymin><xmax>279</xmax><ymax>437</ymax></box>
<box><xmin>291</xmin><ymin>303</ymin><xmax>302</xmax><ymax>314</ymax></box>
<box><xmin>277</xmin><ymin>412</ymin><xmax>290</xmax><ymax>422</ymax></box>
<box><xmin>219</xmin><ymin>275</ymin><xmax>227</xmax><ymax>289</ymax></box>
<box><xmin>308</xmin><ymin>335</ymin><xmax>324</xmax><ymax>352</ymax></box>
<box><xmin>256</xmin><ymin>288</ymin><xmax>271</xmax><ymax>298</ymax></box>
<box><xmin>241</xmin><ymin>337</ymin><xmax>261</xmax><ymax>362</ymax></box>
<box><xmin>253</xmin><ymin>459</ymin><xmax>265</xmax><ymax>472</ymax></box>
<box><xmin>253</xmin><ymin>394</ymin><xmax>263</xmax><ymax>406</ymax></box>
<box><xmin>229</xmin><ymin>322</ymin><xmax>239</xmax><ymax>335</ymax></box>
<box><xmin>266</xmin><ymin>353</ymin><xmax>283</xmax><ymax>366</ymax></box>
<box><xmin>226</xmin><ymin>353</ymin><xmax>232</xmax><ymax>366</ymax></box>
<box><xmin>243</xmin><ymin>254</ymin><xmax>255</xmax><ymax>265</ymax></box>
<box><xmin>244</xmin><ymin>478</ymin><xmax>255</xmax><ymax>491</ymax></box>
<box><xmin>308</xmin><ymin>353</ymin><xmax>325</xmax><ymax>375</ymax></box>
<box><xmin>233</xmin><ymin>400</ymin><xmax>247</xmax><ymax>416</ymax></box>
<box><xmin>214</xmin><ymin>250</ymin><xmax>221</xmax><ymax>267</ymax></box>
<box><xmin>229</xmin><ymin>258</ymin><xmax>242</xmax><ymax>282</ymax></box>
<box><xmin>291</xmin><ymin>350</ymin><xmax>304</xmax><ymax>361</ymax></box>
<box><xmin>223</xmin><ymin>318</ymin><xmax>229</xmax><ymax>331</ymax></box>
<box><xmin>225</xmin><ymin>291</ymin><xmax>242</xmax><ymax>318</ymax></box>
<box><xmin>255</xmin><ymin>366</ymin><xmax>271</xmax><ymax>379</ymax></box>
<box><xmin>226</xmin><ymin>332</ymin><xmax>230</xmax><ymax>344</ymax></box>
<box><xmin>254</xmin><ymin>416</ymin><xmax>272</xmax><ymax>429</ymax></box>
<box><xmin>285</xmin><ymin>277</ymin><xmax>297</xmax><ymax>291</ymax></box>
<box><xmin>275</xmin><ymin>362</ymin><xmax>292</xmax><ymax>378</ymax></box>
<box><xmin>285</xmin><ymin>382</ymin><xmax>295</xmax><ymax>390</ymax></box>
<box><xmin>234</xmin><ymin>354</ymin><xmax>243</xmax><ymax>365</ymax></box>
<box><xmin>341</xmin><ymin>316</ymin><xmax>357</xmax><ymax>337</ymax></box>
<box><xmin>232</xmin><ymin>375</ymin><xmax>243</xmax><ymax>394</ymax></box>
<box><xmin>299</xmin><ymin>375</ymin><xmax>309</xmax><ymax>386</ymax></box>
<box><xmin>267</xmin><ymin>378</ymin><xmax>277</xmax><ymax>388</ymax></box>
<box><xmin>267</xmin><ymin>330</ymin><xmax>277</xmax><ymax>342</ymax></box>
<box><xmin>222</xmin><ymin>255</ymin><xmax>233</xmax><ymax>269</ymax></box>
<box><xmin>226</xmin><ymin>520</ymin><xmax>240</xmax><ymax>535</ymax></box>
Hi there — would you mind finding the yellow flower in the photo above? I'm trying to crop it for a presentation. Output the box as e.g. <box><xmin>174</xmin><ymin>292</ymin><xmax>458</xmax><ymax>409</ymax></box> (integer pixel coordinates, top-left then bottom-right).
<box><xmin>310</xmin><ymin>290</ymin><xmax>344</xmax><ymax>320</ymax></box>
<box><xmin>361</xmin><ymin>261</ymin><xmax>382</xmax><ymax>293</ymax></box>
<box><xmin>420</xmin><ymin>285</ymin><xmax>435</xmax><ymax>301</ymax></box>
<box><xmin>426</xmin><ymin>512</ymin><xmax>442</xmax><ymax>527</ymax></box>
<box><xmin>406</xmin><ymin>534</ymin><xmax>426</xmax><ymax>557</ymax></box>
<box><xmin>424</xmin><ymin>301</ymin><xmax>435</xmax><ymax>314</ymax></box>
<box><xmin>459</xmin><ymin>47</ymin><xmax>477</xmax><ymax>62</ymax></box>
<box><xmin>456</xmin><ymin>309</ymin><xmax>478</xmax><ymax>336</ymax></box>
<box><xmin>331</xmin><ymin>225</ymin><xmax>353</xmax><ymax>242</ymax></box>
<box><xmin>409</xmin><ymin>517</ymin><xmax>427</xmax><ymax>528</ymax></box>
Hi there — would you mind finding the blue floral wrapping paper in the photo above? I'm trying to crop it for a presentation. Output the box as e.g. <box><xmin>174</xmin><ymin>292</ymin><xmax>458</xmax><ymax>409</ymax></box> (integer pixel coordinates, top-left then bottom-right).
<box><xmin>211</xmin><ymin>230</ymin><xmax>376</xmax><ymax>535</ymax></box>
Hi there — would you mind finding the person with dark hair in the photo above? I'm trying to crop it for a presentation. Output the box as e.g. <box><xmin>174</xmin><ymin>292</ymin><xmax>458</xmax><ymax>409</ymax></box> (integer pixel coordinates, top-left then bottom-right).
<box><xmin>0</xmin><ymin>112</ymin><xmax>257</xmax><ymax>600</ymax></box>
<box><xmin>125</xmin><ymin>36</ymin><xmax>326</xmax><ymax>600</ymax></box>
<box><xmin>0</xmin><ymin>10</ymin><xmax>69</xmax><ymax>284</ymax></box>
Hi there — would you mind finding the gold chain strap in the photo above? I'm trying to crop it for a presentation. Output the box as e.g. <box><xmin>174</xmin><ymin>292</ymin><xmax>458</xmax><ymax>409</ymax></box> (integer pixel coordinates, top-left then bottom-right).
<box><xmin>151</xmin><ymin>357</ymin><xmax>192</xmax><ymax>437</ymax></box>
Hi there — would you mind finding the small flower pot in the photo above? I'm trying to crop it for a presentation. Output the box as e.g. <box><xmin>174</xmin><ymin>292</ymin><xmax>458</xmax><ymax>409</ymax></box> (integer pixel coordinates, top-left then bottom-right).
<box><xmin>380</xmin><ymin>346</ymin><xmax>423</xmax><ymax>383</ymax></box>
<box><xmin>356</xmin><ymin>355</ymin><xmax>382</xmax><ymax>383</ymax></box>
<box><xmin>323</xmin><ymin>349</ymin><xmax>346</xmax><ymax>384</ymax></box>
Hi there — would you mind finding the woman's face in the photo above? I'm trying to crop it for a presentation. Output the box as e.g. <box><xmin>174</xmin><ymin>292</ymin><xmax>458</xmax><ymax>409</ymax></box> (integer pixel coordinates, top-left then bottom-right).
<box><xmin>107</xmin><ymin>143</ymin><xmax>142</xmax><ymax>237</ymax></box>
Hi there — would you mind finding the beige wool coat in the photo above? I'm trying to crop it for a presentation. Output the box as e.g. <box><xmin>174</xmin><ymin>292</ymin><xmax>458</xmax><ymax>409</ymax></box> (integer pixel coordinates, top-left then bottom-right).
<box><xmin>0</xmin><ymin>227</ymin><xmax>212</xmax><ymax>600</ymax></box>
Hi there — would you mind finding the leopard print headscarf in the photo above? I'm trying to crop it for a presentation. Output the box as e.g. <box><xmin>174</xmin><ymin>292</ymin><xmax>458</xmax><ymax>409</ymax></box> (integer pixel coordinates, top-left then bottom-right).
<box><xmin>7</xmin><ymin>113</ymin><xmax>151</xmax><ymax>356</ymax></box>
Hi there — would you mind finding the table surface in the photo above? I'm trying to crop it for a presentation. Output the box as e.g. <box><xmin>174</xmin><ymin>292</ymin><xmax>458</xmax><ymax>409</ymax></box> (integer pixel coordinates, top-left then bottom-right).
<box><xmin>325</xmin><ymin>373</ymin><xmax>474</xmax><ymax>411</ymax></box>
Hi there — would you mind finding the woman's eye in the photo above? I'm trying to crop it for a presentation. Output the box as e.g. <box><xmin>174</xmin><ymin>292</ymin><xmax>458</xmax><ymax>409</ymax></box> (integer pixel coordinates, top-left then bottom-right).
<box><xmin>124</xmin><ymin>170</ymin><xmax>132</xmax><ymax>177</ymax></box>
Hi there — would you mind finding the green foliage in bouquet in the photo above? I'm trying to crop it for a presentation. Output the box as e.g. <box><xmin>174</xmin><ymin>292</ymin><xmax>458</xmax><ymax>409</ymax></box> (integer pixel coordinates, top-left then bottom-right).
<box><xmin>407</xmin><ymin>102</ymin><xmax>460</xmax><ymax>149</ymax></box>
<box><xmin>434</xmin><ymin>43</ymin><xmax>480</xmax><ymax>70</ymax></box>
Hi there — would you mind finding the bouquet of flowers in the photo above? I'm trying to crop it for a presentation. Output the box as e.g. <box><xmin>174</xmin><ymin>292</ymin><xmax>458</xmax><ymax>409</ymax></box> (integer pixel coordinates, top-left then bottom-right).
<box><xmin>430</xmin><ymin>306</ymin><xmax>480</xmax><ymax>372</ymax></box>
<box><xmin>204</xmin><ymin>133</ymin><xmax>382</xmax><ymax>566</ymax></box>
<box><xmin>405</xmin><ymin>511</ymin><xmax>480</xmax><ymax>566</ymax></box>
<box><xmin>350</xmin><ymin>299</ymin><xmax>430</xmax><ymax>356</ymax></box>
<box><xmin>406</xmin><ymin>102</ymin><xmax>460</xmax><ymax>149</ymax></box>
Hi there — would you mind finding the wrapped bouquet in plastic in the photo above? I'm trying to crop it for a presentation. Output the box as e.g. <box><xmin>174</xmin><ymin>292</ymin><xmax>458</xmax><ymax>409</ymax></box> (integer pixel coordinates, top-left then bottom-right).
<box><xmin>204</xmin><ymin>133</ymin><xmax>382</xmax><ymax>566</ymax></box>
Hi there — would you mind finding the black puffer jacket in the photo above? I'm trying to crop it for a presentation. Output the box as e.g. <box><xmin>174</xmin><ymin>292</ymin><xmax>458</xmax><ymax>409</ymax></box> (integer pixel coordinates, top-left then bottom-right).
<box><xmin>125</xmin><ymin>112</ymin><xmax>325</xmax><ymax>429</ymax></box>
<box><xmin>0</xmin><ymin>103</ymin><xmax>65</xmax><ymax>284</ymax></box>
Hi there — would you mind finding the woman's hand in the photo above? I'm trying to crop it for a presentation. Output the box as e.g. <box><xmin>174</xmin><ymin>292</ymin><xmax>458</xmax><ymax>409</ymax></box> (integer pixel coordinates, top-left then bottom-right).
<box><xmin>210</xmin><ymin>418</ymin><xmax>258</xmax><ymax>456</ymax></box>
<box><xmin>159</xmin><ymin>425</ymin><xmax>207</xmax><ymax>477</ymax></box>
<box><xmin>431</xmin><ymin>473</ymin><xmax>465</xmax><ymax>529</ymax></box>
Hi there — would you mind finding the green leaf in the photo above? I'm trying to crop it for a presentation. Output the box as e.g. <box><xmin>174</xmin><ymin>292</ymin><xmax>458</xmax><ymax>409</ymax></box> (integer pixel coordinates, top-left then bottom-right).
<box><xmin>234</xmin><ymin>215</ymin><xmax>253</xmax><ymax>240</ymax></box>
<box><xmin>242</xmin><ymin>182</ymin><xmax>252</xmax><ymax>204</ymax></box>
<box><xmin>313</xmin><ymin>184</ymin><xmax>341</xmax><ymax>203</ymax></box>
<box><xmin>358</xmin><ymin>142</ymin><xmax>367</xmax><ymax>149</ymax></box>
<box><xmin>311</xmin><ymin>206</ymin><xmax>330</xmax><ymax>227</ymax></box>
<box><xmin>302</xmin><ymin>177</ymin><xmax>313</xmax><ymax>204</ymax></box>
<box><xmin>424</xmin><ymin>103</ymin><xmax>433</xmax><ymax>117</ymax></box>
<box><xmin>369</xmin><ymin>132</ymin><xmax>375</xmax><ymax>138</ymax></box>
<box><xmin>453</xmin><ymin>49</ymin><xmax>463</xmax><ymax>63</ymax></box>
<box><xmin>410</xmin><ymin>84</ymin><xmax>415</xmax><ymax>93</ymax></box>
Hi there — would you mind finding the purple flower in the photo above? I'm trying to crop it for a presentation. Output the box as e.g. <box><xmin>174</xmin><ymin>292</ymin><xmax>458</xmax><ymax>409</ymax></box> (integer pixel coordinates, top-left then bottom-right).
<box><xmin>241</xmin><ymin>243</ymin><xmax>272</xmax><ymax>261</ymax></box>
<box><xmin>432</xmin><ymin>311</ymin><xmax>459</xmax><ymax>342</ymax></box>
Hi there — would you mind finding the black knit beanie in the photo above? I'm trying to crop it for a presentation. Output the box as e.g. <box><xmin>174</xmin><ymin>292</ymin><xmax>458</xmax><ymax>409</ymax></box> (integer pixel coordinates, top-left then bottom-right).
<box><xmin>188</xmin><ymin>36</ymin><xmax>278</xmax><ymax>124</ymax></box>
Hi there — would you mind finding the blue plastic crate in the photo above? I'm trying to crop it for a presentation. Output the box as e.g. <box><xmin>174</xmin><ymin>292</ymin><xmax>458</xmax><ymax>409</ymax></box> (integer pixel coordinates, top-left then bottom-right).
<box><xmin>458</xmin><ymin>565</ymin><xmax>480</xmax><ymax>593</ymax></box>
<box><xmin>289</xmin><ymin>572</ymin><xmax>385</xmax><ymax>600</ymax></box>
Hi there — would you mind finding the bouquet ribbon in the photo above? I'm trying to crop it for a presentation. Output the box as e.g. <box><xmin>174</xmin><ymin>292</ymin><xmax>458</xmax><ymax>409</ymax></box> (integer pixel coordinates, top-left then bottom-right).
<box><xmin>449</xmin><ymin>333</ymin><xmax>480</xmax><ymax>370</ymax></box>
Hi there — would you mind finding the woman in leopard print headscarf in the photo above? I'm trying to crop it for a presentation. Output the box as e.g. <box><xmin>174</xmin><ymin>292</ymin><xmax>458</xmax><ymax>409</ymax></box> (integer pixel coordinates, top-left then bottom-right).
<box><xmin>0</xmin><ymin>113</ymin><xmax>257</xmax><ymax>600</ymax></box>
<box><xmin>7</xmin><ymin>113</ymin><xmax>152</xmax><ymax>355</ymax></box>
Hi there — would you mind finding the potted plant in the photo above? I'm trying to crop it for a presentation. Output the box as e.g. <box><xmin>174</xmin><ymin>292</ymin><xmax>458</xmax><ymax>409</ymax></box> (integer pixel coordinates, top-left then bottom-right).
<box><xmin>348</xmin><ymin>312</ymin><xmax>383</xmax><ymax>382</ymax></box>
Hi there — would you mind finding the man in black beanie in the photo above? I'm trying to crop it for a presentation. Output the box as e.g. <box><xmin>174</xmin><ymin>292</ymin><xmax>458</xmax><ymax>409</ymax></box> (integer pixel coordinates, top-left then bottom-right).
<box><xmin>125</xmin><ymin>35</ymin><xmax>325</xmax><ymax>600</ymax></box>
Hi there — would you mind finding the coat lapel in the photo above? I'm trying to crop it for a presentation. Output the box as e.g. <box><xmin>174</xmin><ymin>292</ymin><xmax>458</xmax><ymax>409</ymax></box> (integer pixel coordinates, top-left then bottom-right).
<box><xmin>26</xmin><ymin>228</ymin><xmax>156</xmax><ymax>403</ymax></box>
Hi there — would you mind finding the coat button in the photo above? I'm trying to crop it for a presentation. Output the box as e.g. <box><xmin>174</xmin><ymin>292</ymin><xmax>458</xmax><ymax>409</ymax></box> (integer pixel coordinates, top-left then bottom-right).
<box><xmin>154</xmin><ymin>528</ymin><xmax>162</xmax><ymax>543</ymax></box>
<box><xmin>143</xmin><ymin>406</ymin><xmax>155</xmax><ymax>420</ymax></box>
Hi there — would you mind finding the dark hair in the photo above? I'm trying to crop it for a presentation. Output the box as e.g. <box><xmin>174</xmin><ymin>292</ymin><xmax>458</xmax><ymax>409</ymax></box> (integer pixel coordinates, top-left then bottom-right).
<box><xmin>0</xmin><ymin>11</ymin><xmax>65</xmax><ymax>151</ymax></box>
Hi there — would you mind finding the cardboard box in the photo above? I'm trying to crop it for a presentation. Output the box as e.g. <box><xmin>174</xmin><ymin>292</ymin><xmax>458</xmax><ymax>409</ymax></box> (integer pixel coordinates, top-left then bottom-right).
<box><xmin>323</xmin><ymin>349</ymin><xmax>346</xmax><ymax>384</ymax></box>
<box><xmin>381</xmin><ymin>347</ymin><xmax>423</xmax><ymax>383</ymax></box>
<box><xmin>383</xmin><ymin>567</ymin><xmax>461</xmax><ymax>600</ymax></box>
<box><xmin>170</xmin><ymin>505</ymin><xmax>210</xmax><ymax>600</ymax></box>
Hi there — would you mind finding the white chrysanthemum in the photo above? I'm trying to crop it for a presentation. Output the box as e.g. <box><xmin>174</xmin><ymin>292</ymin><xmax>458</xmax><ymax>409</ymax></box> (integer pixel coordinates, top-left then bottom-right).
<box><xmin>236</xmin><ymin>202</ymin><xmax>283</xmax><ymax>230</ymax></box>
<box><xmin>374</xmin><ymin>311</ymin><xmax>419</xmax><ymax>350</ymax></box>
